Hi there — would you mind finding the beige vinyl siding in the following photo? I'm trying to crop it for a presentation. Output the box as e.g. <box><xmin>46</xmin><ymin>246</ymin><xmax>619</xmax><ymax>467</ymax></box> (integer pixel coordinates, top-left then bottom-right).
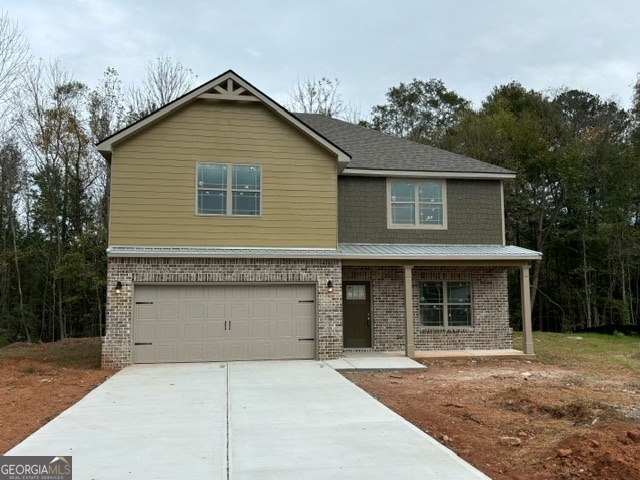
<box><xmin>109</xmin><ymin>101</ymin><xmax>338</xmax><ymax>248</ymax></box>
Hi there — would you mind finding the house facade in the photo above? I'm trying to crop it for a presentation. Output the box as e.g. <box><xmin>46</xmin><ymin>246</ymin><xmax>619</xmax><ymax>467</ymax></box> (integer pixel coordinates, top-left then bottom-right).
<box><xmin>98</xmin><ymin>71</ymin><xmax>539</xmax><ymax>369</ymax></box>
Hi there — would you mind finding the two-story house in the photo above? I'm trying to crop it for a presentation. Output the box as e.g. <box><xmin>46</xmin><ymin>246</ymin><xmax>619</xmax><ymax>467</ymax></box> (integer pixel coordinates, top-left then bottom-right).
<box><xmin>97</xmin><ymin>70</ymin><xmax>540</xmax><ymax>369</ymax></box>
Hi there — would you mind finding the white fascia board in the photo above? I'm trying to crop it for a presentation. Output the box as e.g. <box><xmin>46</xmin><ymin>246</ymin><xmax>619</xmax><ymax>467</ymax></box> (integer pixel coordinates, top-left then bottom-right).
<box><xmin>340</xmin><ymin>169</ymin><xmax>516</xmax><ymax>179</ymax></box>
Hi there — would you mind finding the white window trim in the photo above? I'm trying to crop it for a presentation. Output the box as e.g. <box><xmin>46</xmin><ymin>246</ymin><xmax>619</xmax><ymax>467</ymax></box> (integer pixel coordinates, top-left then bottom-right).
<box><xmin>418</xmin><ymin>280</ymin><xmax>473</xmax><ymax>329</ymax></box>
<box><xmin>195</xmin><ymin>162</ymin><xmax>263</xmax><ymax>217</ymax></box>
<box><xmin>386</xmin><ymin>179</ymin><xmax>447</xmax><ymax>230</ymax></box>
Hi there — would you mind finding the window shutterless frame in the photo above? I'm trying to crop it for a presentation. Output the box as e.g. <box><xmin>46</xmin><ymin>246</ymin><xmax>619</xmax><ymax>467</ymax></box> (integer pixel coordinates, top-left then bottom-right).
<box><xmin>386</xmin><ymin>178</ymin><xmax>447</xmax><ymax>229</ymax></box>
<box><xmin>419</xmin><ymin>280</ymin><xmax>473</xmax><ymax>328</ymax></box>
<box><xmin>195</xmin><ymin>162</ymin><xmax>262</xmax><ymax>217</ymax></box>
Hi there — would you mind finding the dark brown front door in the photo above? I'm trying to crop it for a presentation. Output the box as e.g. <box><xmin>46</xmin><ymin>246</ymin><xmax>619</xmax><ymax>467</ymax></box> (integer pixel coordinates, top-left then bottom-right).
<box><xmin>343</xmin><ymin>282</ymin><xmax>371</xmax><ymax>348</ymax></box>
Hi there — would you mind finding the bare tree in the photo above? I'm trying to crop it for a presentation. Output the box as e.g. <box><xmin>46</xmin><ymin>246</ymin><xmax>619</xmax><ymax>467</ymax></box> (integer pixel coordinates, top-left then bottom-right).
<box><xmin>125</xmin><ymin>54</ymin><xmax>197</xmax><ymax>123</ymax></box>
<box><xmin>286</xmin><ymin>76</ymin><xmax>345</xmax><ymax>117</ymax></box>
<box><xmin>88</xmin><ymin>67</ymin><xmax>125</xmax><ymax>142</ymax></box>
<box><xmin>286</xmin><ymin>76</ymin><xmax>366</xmax><ymax>124</ymax></box>
<box><xmin>0</xmin><ymin>11</ymin><xmax>29</xmax><ymax>131</ymax></box>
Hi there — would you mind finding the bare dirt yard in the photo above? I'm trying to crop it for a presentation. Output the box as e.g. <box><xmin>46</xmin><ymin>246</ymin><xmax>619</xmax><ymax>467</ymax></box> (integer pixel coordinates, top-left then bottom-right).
<box><xmin>0</xmin><ymin>338</ymin><xmax>113</xmax><ymax>454</ymax></box>
<box><xmin>348</xmin><ymin>333</ymin><xmax>640</xmax><ymax>480</ymax></box>
<box><xmin>1</xmin><ymin>333</ymin><xmax>638</xmax><ymax>480</ymax></box>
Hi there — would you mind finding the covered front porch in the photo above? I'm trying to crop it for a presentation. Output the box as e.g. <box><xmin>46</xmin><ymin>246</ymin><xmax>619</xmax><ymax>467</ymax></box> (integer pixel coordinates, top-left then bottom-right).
<box><xmin>337</xmin><ymin>244</ymin><xmax>540</xmax><ymax>357</ymax></box>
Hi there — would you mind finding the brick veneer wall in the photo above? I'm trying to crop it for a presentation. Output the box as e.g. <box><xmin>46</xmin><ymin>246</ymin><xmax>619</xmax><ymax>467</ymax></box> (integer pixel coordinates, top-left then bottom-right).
<box><xmin>412</xmin><ymin>266</ymin><xmax>512</xmax><ymax>351</ymax></box>
<box><xmin>103</xmin><ymin>257</ymin><xmax>343</xmax><ymax>369</ymax></box>
<box><xmin>342</xmin><ymin>265</ymin><xmax>512</xmax><ymax>352</ymax></box>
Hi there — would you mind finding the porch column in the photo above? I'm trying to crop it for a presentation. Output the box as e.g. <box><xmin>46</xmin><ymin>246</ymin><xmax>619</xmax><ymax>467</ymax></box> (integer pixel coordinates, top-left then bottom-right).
<box><xmin>404</xmin><ymin>265</ymin><xmax>415</xmax><ymax>357</ymax></box>
<box><xmin>520</xmin><ymin>264</ymin><xmax>534</xmax><ymax>355</ymax></box>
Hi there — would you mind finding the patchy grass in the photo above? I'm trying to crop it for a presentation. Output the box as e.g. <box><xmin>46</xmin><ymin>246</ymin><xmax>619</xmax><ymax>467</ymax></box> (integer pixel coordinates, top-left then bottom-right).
<box><xmin>513</xmin><ymin>331</ymin><xmax>640</xmax><ymax>372</ymax></box>
<box><xmin>0</xmin><ymin>337</ymin><xmax>102</xmax><ymax>369</ymax></box>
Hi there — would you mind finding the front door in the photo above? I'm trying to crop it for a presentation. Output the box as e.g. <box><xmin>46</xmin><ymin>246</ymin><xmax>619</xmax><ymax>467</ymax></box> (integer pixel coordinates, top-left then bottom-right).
<box><xmin>343</xmin><ymin>282</ymin><xmax>371</xmax><ymax>348</ymax></box>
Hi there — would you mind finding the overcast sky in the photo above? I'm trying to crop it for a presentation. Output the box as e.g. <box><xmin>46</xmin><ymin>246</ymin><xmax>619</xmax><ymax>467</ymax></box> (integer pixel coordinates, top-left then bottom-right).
<box><xmin>4</xmin><ymin>0</ymin><xmax>640</xmax><ymax>115</ymax></box>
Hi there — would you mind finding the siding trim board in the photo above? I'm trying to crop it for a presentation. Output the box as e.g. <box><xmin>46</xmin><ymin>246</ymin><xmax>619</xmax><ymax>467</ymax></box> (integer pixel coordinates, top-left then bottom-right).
<box><xmin>341</xmin><ymin>169</ymin><xmax>516</xmax><ymax>180</ymax></box>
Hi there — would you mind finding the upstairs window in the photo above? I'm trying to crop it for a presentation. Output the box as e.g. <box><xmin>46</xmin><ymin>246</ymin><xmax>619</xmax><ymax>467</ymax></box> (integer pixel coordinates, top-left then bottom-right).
<box><xmin>197</xmin><ymin>163</ymin><xmax>261</xmax><ymax>216</ymax></box>
<box><xmin>388</xmin><ymin>179</ymin><xmax>446</xmax><ymax>228</ymax></box>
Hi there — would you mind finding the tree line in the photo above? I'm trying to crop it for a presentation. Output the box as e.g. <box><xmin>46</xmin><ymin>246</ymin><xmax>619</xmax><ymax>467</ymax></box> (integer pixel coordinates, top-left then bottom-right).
<box><xmin>0</xmin><ymin>11</ymin><xmax>638</xmax><ymax>346</ymax></box>
<box><xmin>293</xmin><ymin>77</ymin><xmax>640</xmax><ymax>332</ymax></box>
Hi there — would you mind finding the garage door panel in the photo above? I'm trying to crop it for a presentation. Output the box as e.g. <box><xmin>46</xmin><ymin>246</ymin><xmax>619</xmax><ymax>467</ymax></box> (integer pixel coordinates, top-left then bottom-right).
<box><xmin>226</xmin><ymin>342</ymin><xmax>250</xmax><ymax>361</ymax></box>
<box><xmin>185</xmin><ymin>287</ymin><xmax>205</xmax><ymax>299</ymax></box>
<box><xmin>135</xmin><ymin>323</ymin><xmax>156</xmax><ymax>341</ymax></box>
<box><xmin>184</xmin><ymin>343</ymin><xmax>204</xmax><ymax>362</ymax></box>
<box><xmin>251</xmin><ymin>303</ymin><xmax>270</xmax><ymax>318</ymax></box>
<box><xmin>297</xmin><ymin>341</ymin><xmax>315</xmax><ymax>358</ymax></box>
<box><xmin>297</xmin><ymin>321</ymin><xmax>315</xmax><ymax>337</ymax></box>
<box><xmin>232</xmin><ymin>287</ymin><xmax>250</xmax><ymax>300</ymax></box>
<box><xmin>136</xmin><ymin>305</ymin><xmax>156</xmax><ymax>320</ymax></box>
<box><xmin>250</xmin><ymin>342</ymin><xmax>270</xmax><ymax>359</ymax></box>
<box><xmin>158</xmin><ymin>304</ymin><xmax>179</xmax><ymax>320</ymax></box>
<box><xmin>276</xmin><ymin>303</ymin><xmax>293</xmax><ymax>318</ymax></box>
<box><xmin>186</xmin><ymin>303</ymin><xmax>205</xmax><ymax>319</ymax></box>
<box><xmin>231</xmin><ymin>303</ymin><xmax>249</xmax><ymax>319</ymax></box>
<box><xmin>275</xmin><ymin>321</ymin><xmax>294</xmax><ymax>338</ymax></box>
<box><xmin>133</xmin><ymin>284</ymin><xmax>316</xmax><ymax>363</ymax></box>
<box><xmin>207</xmin><ymin>303</ymin><xmax>227</xmax><ymax>319</ymax></box>
<box><xmin>296</xmin><ymin>303</ymin><xmax>315</xmax><ymax>316</ymax></box>
<box><xmin>156</xmin><ymin>324</ymin><xmax>177</xmax><ymax>340</ymax></box>
<box><xmin>229</xmin><ymin>320</ymin><xmax>249</xmax><ymax>339</ymax></box>
<box><xmin>133</xmin><ymin>345</ymin><xmax>155</xmax><ymax>363</ymax></box>
<box><xmin>250</xmin><ymin>322</ymin><xmax>269</xmax><ymax>339</ymax></box>
<box><xmin>205</xmin><ymin>343</ymin><xmax>225</xmax><ymax>361</ymax></box>
<box><xmin>156</xmin><ymin>344</ymin><xmax>178</xmax><ymax>362</ymax></box>
<box><xmin>206</xmin><ymin>322</ymin><xmax>225</xmax><ymax>339</ymax></box>
<box><xmin>184</xmin><ymin>323</ymin><xmax>203</xmax><ymax>339</ymax></box>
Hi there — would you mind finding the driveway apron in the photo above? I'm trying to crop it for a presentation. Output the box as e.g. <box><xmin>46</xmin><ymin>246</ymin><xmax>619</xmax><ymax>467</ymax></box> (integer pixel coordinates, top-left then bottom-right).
<box><xmin>8</xmin><ymin>361</ymin><xmax>489</xmax><ymax>479</ymax></box>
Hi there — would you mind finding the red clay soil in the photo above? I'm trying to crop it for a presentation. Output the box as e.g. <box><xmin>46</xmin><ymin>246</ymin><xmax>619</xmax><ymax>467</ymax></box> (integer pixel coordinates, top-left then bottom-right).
<box><xmin>347</xmin><ymin>358</ymin><xmax>640</xmax><ymax>480</ymax></box>
<box><xmin>0</xmin><ymin>355</ymin><xmax>112</xmax><ymax>454</ymax></box>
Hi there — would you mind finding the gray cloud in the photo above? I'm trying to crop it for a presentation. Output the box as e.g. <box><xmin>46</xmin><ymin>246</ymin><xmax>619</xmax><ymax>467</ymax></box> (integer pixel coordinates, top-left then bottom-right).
<box><xmin>5</xmin><ymin>0</ymin><xmax>640</xmax><ymax>113</ymax></box>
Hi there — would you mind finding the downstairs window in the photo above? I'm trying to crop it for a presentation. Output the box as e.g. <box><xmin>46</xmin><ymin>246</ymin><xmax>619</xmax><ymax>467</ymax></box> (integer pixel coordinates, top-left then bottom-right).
<box><xmin>419</xmin><ymin>281</ymin><xmax>472</xmax><ymax>327</ymax></box>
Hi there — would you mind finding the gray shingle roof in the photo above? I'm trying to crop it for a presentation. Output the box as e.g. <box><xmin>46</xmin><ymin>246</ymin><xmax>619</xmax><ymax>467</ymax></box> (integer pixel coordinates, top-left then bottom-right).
<box><xmin>294</xmin><ymin>113</ymin><xmax>513</xmax><ymax>176</ymax></box>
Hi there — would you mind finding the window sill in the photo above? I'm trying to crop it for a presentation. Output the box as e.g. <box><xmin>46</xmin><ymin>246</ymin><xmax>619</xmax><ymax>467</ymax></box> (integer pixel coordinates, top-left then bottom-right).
<box><xmin>388</xmin><ymin>224</ymin><xmax>447</xmax><ymax>230</ymax></box>
<box><xmin>419</xmin><ymin>326</ymin><xmax>474</xmax><ymax>331</ymax></box>
<box><xmin>195</xmin><ymin>213</ymin><xmax>262</xmax><ymax>218</ymax></box>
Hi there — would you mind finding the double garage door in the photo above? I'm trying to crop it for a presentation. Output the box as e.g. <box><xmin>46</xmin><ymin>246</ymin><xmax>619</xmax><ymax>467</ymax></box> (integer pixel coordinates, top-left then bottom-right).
<box><xmin>133</xmin><ymin>284</ymin><xmax>316</xmax><ymax>363</ymax></box>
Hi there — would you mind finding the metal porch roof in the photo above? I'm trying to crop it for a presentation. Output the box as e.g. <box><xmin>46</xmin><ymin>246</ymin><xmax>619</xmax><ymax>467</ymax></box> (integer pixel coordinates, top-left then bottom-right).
<box><xmin>107</xmin><ymin>244</ymin><xmax>541</xmax><ymax>261</ymax></box>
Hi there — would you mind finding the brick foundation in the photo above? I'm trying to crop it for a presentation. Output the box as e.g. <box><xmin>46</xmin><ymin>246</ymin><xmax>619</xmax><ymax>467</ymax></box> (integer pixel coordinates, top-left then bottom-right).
<box><xmin>103</xmin><ymin>257</ymin><xmax>342</xmax><ymax>369</ymax></box>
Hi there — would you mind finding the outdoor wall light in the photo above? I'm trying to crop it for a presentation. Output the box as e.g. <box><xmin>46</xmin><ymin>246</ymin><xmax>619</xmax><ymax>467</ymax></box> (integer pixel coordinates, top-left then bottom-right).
<box><xmin>327</xmin><ymin>280</ymin><xmax>333</xmax><ymax>293</ymax></box>
<box><xmin>115</xmin><ymin>281</ymin><xmax>123</xmax><ymax>293</ymax></box>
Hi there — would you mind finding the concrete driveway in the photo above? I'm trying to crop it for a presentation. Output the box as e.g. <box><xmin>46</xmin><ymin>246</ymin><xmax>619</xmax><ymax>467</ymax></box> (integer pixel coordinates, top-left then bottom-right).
<box><xmin>8</xmin><ymin>362</ymin><xmax>489</xmax><ymax>479</ymax></box>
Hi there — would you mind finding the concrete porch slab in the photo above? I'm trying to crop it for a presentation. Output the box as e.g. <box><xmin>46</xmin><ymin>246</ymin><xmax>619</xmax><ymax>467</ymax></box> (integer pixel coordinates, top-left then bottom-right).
<box><xmin>324</xmin><ymin>356</ymin><xmax>427</xmax><ymax>371</ymax></box>
<box><xmin>414</xmin><ymin>349</ymin><xmax>535</xmax><ymax>360</ymax></box>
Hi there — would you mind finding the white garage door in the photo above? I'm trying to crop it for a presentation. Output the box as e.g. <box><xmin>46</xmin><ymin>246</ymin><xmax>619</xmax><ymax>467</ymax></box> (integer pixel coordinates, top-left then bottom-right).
<box><xmin>133</xmin><ymin>284</ymin><xmax>316</xmax><ymax>363</ymax></box>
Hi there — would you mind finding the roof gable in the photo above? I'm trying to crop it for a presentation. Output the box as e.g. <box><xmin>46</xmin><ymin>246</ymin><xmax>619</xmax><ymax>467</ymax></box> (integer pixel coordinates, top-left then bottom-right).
<box><xmin>295</xmin><ymin>113</ymin><xmax>514</xmax><ymax>179</ymax></box>
<box><xmin>96</xmin><ymin>70</ymin><xmax>350</xmax><ymax>168</ymax></box>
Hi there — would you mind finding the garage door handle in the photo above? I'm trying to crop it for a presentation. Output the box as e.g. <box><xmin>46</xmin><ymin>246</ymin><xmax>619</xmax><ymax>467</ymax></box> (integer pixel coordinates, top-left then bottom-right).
<box><xmin>134</xmin><ymin>342</ymin><xmax>153</xmax><ymax>346</ymax></box>
<box><xmin>298</xmin><ymin>338</ymin><xmax>315</xmax><ymax>341</ymax></box>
